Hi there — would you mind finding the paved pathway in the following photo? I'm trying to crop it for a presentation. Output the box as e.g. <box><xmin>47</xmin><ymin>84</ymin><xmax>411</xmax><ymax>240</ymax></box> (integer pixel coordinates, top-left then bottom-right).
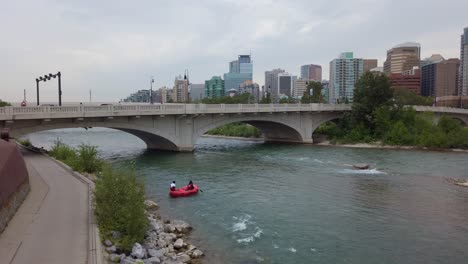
<box><xmin>0</xmin><ymin>150</ymin><xmax>88</xmax><ymax>264</ymax></box>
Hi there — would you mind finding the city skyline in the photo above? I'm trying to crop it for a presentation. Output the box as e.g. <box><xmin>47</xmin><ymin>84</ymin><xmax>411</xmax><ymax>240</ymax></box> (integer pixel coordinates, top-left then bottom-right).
<box><xmin>1</xmin><ymin>0</ymin><xmax>467</xmax><ymax>102</ymax></box>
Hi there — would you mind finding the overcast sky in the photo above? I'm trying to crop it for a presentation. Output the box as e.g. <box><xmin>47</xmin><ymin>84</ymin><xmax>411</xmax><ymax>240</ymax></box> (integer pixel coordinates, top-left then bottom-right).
<box><xmin>2</xmin><ymin>0</ymin><xmax>467</xmax><ymax>103</ymax></box>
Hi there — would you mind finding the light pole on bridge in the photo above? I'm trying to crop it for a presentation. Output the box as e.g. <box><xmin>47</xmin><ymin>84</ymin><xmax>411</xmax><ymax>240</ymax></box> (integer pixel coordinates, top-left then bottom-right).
<box><xmin>35</xmin><ymin>72</ymin><xmax>62</xmax><ymax>106</ymax></box>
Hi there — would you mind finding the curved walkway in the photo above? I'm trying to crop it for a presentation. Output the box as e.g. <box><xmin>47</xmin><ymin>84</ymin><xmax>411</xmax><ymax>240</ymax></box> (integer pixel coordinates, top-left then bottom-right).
<box><xmin>0</xmin><ymin>150</ymin><xmax>88</xmax><ymax>264</ymax></box>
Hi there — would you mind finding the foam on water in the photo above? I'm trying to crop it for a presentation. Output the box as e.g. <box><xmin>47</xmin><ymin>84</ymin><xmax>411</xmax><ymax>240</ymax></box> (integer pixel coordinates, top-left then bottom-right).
<box><xmin>236</xmin><ymin>227</ymin><xmax>263</xmax><ymax>244</ymax></box>
<box><xmin>232</xmin><ymin>214</ymin><xmax>252</xmax><ymax>232</ymax></box>
<box><xmin>340</xmin><ymin>168</ymin><xmax>386</xmax><ymax>174</ymax></box>
<box><xmin>288</xmin><ymin>247</ymin><xmax>297</xmax><ymax>253</ymax></box>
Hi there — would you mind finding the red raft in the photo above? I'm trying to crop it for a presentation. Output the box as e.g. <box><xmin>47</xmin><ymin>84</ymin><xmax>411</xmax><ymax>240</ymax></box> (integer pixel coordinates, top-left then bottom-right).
<box><xmin>169</xmin><ymin>184</ymin><xmax>199</xmax><ymax>198</ymax></box>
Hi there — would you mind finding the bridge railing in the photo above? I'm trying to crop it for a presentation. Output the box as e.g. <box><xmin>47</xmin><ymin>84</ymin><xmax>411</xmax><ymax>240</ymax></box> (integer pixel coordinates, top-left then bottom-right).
<box><xmin>1</xmin><ymin>103</ymin><xmax>466</xmax><ymax>121</ymax></box>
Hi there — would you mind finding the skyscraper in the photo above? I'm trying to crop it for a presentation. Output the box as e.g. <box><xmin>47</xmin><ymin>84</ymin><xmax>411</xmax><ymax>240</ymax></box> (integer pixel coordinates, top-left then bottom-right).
<box><xmin>239</xmin><ymin>80</ymin><xmax>260</xmax><ymax>103</ymax></box>
<box><xmin>204</xmin><ymin>76</ymin><xmax>225</xmax><ymax>98</ymax></box>
<box><xmin>189</xmin><ymin>84</ymin><xmax>205</xmax><ymax>101</ymax></box>
<box><xmin>383</xmin><ymin>42</ymin><xmax>421</xmax><ymax>75</ymax></box>
<box><xmin>421</xmin><ymin>58</ymin><xmax>460</xmax><ymax>97</ymax></box>
<box><xmin>329</xmin><ymin>52</ymin><xmax>363</xmax><ymax>103</ymax></box>
<box><xmin>277</xmin><ymin>73</ymin><xmax>295</xmax><ymax>98</ymax></box>
<box><xmin>264</xmin><ymin>69</ymin><xmax>285</xmax><ymax>102</ymax></box>
<box><xmin>172</xmin><ymin>75</ymin><xmax>189</xmax><ymax>103</ymax></box>
<box><xmin>223</xmin><ymin>55</ymin><xmax>253</xmax><ymax>94</ymax></box>
<box><xmin>300</xmin><ymin>64</ymin><xmax>322</xmax><ymax>81</ymax></box>
<box><xmin>293</xmin><ymin>78</ymin><xmax>308</xmax><ymax>98</ymax></box>
<box><xmin>363</xmin><ymin>59</ymin><xmax>378</xmax><ymax>72</ymax></box>
<box><xmin>460</xmin><ymin>27</ymin><xmax>468</xmax><ymax>95</ymax></box>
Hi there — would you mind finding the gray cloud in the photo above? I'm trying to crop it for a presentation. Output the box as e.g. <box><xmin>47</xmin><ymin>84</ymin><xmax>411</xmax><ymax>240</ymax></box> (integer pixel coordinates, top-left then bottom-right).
<box><xmin>1</xmin><ymin>0</ymin><xmax>467</xmax><ymax>102</ymax></box>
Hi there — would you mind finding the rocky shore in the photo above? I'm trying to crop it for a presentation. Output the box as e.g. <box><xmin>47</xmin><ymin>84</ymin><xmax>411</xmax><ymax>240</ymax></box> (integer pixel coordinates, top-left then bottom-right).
<box><xmin>103</xmin><ymin>200</ymin><xmax>204</xmax><ymax>264</ymax></box>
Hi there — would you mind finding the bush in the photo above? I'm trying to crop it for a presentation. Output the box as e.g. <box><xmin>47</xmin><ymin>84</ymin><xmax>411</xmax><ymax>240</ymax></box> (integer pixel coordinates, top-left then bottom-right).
<box><xmin>207</xmin><ymin>123</ymin><xmax>262</xmax><ymax>138</ymax></box>
<box><xmin>49</xmin><ymin>140</ymin><xmax>103</xmax><ymax>173</ymax></box>
<box><xmin>19</xmin><ymin>139</ymin><xmax>32</xmax><ymax>147</ymax></box>
<box><xmin>76</xmin><ymin>144</ymin><xmax>102</xmax><ymax>173</ymax></box>
<box><xmin>383</xmin><ymin>121</ymin><xmax>412</xmax><ymax>145</ymax></box>
<box><xmin>94</xmin><ymin>165</ymin><xmax>148</xmax><ymax>251</ymax></box>
<box><xmin>49</xmin><ymin>140</ymin><xmax>78</xmax><ymax>165</ymax></box>
<box><xmin>0</xmin><ymin>99</ymin><xmax>11</xmax><ymax>107</ymax></box>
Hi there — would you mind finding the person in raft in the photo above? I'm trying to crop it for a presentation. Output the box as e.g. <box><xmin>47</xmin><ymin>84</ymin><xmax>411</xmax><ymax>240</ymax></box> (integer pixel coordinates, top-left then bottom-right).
<box><xmin>186</xmin><ymin>180</ymin><xmax>194</xmax><ymax>190</ymax></box>
<box><xmin>170</xmin><ymin>181</ymin><xmax>176</xmax><ymax>191</ymax></box>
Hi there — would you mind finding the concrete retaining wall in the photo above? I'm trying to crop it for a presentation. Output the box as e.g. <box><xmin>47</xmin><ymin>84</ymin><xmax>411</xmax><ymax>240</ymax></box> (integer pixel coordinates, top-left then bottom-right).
<box><xmin>0</xmin><ymin>179</ymin><xmax>30</xmax><ymax>233</ymax></box>
<box><xmin>0</xmin><ymin>140</ymin><xmax>30</xmax><ymax>234</ymax></box>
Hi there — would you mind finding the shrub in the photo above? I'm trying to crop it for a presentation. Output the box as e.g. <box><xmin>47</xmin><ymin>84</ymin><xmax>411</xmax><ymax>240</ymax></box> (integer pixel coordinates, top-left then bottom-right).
<box><xmin>49</xmin><ymin>139</ymin><xmax>78</xmax><ymax>164</ymax></box>
<box><xmin>19</xmin><ymin>139</ymin><xmax>32</xmax><ymax>147</ymax></box>
<box><xmin>94</xmin><ymin>165</ymin><xmax>148</xmax><ymax>251</ymax></box>
<box><xmin>76</xmin><ymin>144</ymin><xmax>102</xmax><ymax>173</ymax></box>
<box><xmin>207</xmin><ymin>123</ymin><xmax>262</xmax><ymax>138</ymax></box>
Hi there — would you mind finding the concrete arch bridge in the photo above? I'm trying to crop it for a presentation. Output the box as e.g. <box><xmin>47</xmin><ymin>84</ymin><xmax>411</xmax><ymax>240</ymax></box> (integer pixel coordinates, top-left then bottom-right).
<box><xmin>0</xmin><ymin>104</ymin><xmax>466</xmax><ymax>151</ymax></box>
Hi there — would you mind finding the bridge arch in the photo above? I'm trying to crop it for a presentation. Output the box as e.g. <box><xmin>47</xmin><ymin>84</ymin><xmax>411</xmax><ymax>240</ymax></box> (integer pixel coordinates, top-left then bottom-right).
<box><xmin>194</xmin><ymin>115</ymin><xmax>309</xmax><ymax>143</ymax></box>
<box><xmin>8</xmin><ymin>119</ymin><xmax>180</xmax><ymax>151</ymax></box>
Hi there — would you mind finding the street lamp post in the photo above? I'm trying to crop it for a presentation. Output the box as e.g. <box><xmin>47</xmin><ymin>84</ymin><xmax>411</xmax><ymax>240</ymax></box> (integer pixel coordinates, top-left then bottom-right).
<box><xmin>35</xmin><ymin>71</ymin><xmax>62</xmax><ymax>106</ymax></box>
<box><xmin>150</xmin><ymin>77</ymin><xmax>154</xmax><ymax>104</ymax></box>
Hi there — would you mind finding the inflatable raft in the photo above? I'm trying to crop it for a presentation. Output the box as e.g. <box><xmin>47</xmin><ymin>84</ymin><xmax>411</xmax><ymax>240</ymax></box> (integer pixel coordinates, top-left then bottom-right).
<box><xmin>169</xmin><ymin>184</ymin><xmax>199</xmax><ymax>198</ymax></box>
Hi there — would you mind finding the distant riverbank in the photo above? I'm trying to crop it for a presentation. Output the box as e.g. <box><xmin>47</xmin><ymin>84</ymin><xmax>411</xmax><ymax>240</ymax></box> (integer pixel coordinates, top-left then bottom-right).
<box><xmin>201</xmin><ymin>134</ymin><xmax>264</xmax><ymax>141</ymax></box>
<box><xmin>315</xmin><ymin>140</ymin><xmax>468</xmax><ymax>153</ymax></box>
<box><xmin>202</xmin><ymin>134</ymin><xmax>468</xmax><ymax>153</ymax></box>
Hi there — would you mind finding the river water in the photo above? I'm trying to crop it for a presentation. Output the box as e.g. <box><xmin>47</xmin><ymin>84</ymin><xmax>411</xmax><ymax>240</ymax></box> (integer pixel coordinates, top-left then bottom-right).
<box><xmin>27</xmin><ymin>128</ymin><xmax>468</xmax><ymax>264</ymax></box>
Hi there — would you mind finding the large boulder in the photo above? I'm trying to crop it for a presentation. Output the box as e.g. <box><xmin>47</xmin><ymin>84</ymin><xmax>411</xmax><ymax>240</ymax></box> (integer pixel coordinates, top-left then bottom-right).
<box><xmin>121</xmin><ymin>257</ymin><xmax>137</xmax><ymax>264</ymax></box>
<box><xmin>106</xmin><ymin>245</ymin><xmax>117</xmax><ymax>253</ymax></box>
<box><xmin>145</xmin><ymin>200</ymin><xmax>160</xmax><ymax>211</ymax></box>
<box><xmin>157</xmin><ymin>239</ymin><xmax>167</xmax><ymax>248</ymax></box>
<box><xmin>144</xmin><ymin>257</ymin><xmax>161</xmax><ymax>264</ymax></box>
<box><xmin>176</xmin><ymin>253</ymin><xmax>191</xmax><ymax>263</ymax></box>
<box><xmin>148</xmin><ymin>248</ymin><xmax>165</xmax><ymax>259</ymax></box>
<box><xmin>353</xmin><ymin>163</ymin><xmax>370</xmax><ymax>170</ymax></box>
<box><xmin>171</xmin><ymin>220</ymin><xmax>192</xmax><ymax>234</ymax></box>
<box><xmin>191</xmin><ymin>250</ymin><xmax>204</xmax><ymax>259</ymax></box>
<box><xmin>131</xmin><ymin>243</ymin><xmax>146</xmax><ymax>259</ymax></box>
<box><xmin>173</xmin><ymin>239</ymin><xmax>184</xmax><ymax>250</ymax></box>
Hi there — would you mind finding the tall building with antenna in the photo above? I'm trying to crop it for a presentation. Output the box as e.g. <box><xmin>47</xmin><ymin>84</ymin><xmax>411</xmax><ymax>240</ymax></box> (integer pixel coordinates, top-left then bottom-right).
<box><xmin>172</xmin><ymin>71</ymin><xmax>189</xmax><ymax>102</ymax></box>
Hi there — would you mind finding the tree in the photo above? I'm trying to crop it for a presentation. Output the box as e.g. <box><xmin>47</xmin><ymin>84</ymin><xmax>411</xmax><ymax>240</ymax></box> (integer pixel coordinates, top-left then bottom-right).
<box><xmin>352</xmin><ymin>72</ymin><xmax>393</xmax><ymax>129</ymax></box>
<box><xmin>0</xmin><ymin>99</ymin><xmax>11</xmax><ymax>107</ymax></box>
<box><xmin>301</xmin><ymin>81</ymin><xmax>322</xmax><ymax>103</ymax></box>
<box><xmin>260</xmin><ymin>92</ymin><xmax>272</xmax><ymax>104</ymax></box>
<box><xmin>393</xmin><ymin>87</ymin><xmax>433</xmax><ymax>106</ymax></box>
<box><xmin>279</xmin><ymin>97</ymin><xmax>295</xmax><ymax>104</ymax></box>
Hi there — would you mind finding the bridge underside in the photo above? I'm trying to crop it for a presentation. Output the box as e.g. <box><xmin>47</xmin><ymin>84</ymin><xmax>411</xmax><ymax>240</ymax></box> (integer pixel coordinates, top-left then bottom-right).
<box><xmin>114</xmin><ymin>128</ymin><xmax>179</xmax><ymax>151</ymax></box>
<box><xmin>244</xmin><ymin>121</ymin><xmax>305</xmax><ymax>143</ymax></box>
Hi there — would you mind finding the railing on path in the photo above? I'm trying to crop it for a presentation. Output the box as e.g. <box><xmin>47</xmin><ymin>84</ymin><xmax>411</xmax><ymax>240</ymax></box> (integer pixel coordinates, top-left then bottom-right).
<box><xmin>0</xmin><ymin>103</ymin><xmax>466</xmax><ymax>121</ymax></box>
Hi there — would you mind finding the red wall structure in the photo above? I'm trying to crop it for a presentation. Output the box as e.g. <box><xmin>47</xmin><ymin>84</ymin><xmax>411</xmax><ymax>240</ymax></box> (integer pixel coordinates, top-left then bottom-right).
<box><xmin>0</xmin><ymin>140</ymin><xmax>30</xmax><ymax>233</ymax></box>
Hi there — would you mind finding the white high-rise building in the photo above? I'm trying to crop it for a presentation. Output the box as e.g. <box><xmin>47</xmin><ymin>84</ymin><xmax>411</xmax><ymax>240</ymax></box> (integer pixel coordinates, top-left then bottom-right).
<box><xmin>329</xmin><ymin>52</ymin><xmax>363</xmax><ymax>103</ymax></box>
<box><xmin>264</xmin><ymin>69</ymin><xmax>285</xmax><ymax>102</ymax></box>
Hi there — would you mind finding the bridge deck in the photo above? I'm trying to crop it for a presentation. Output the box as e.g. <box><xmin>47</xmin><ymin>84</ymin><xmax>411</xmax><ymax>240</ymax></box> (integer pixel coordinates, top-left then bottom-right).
<box><xmin>0</xmin><ymin>104</ymin><xmax>466</xmax><ymax>121</ymax></box>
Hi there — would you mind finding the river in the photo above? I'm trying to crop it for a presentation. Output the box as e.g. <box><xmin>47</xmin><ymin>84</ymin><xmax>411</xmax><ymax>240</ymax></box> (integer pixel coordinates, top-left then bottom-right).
<box><xmin>27</xmin><ymin>128</ymin><xmax>468</xmax><ymax>264</ymax></box>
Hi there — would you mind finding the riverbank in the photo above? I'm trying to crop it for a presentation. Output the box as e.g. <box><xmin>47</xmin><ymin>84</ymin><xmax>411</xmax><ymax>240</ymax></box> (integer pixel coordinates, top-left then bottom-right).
<box><xmin>201</xmin><ymin>134</ymin><xmax>264</xmax><ymax>141</ymax></box>
<box><xmin>202</xmin><ymin>134</ymin><xmax>468</xmax><ymax>153</ymax></box>
<box><xmin>103</xmin><ymin>200</ymin><xmax>205</xmax><ymax>264</ymax></box>
<box><xmin>315</xmin><ymin>140</ymin><xmax>468</xmax><ymax>153</ymax></box>
<box><xmin>21</xmin><ymin>141</ymin><xmax>207</xmax><ymax>264</ymax></box>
